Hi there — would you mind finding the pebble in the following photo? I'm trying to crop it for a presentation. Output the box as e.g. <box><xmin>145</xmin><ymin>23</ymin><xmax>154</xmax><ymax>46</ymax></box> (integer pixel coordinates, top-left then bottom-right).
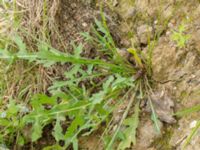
<box><xmin>125</xmin><ymin>7</ymin><xmax>137</xmax><ymax>19</ymax></box>
<box><xmin>82</xmin><ymin>22</ymin><xmax>87</xmax><ymax>27</ymax></box>
<box><xmin>3</xmin><ymin>0</ymin><xmax>12</xmax><ymax>3</ymax></box>
<box><xmin>190</xmin><ymin>120</ymin><xmax>197</xmax><ymax>128</ymax></box>
<box><xmin>137</xmin><ymin>24</ymin><xmax>153</xmax><ymax>45</ymax></box>
<box><xmin>0</xmin><ymin>112</ymin><xmax>6</xmax><ymax>118</ymax></box>
<box><xmin>112</xmin><ymin>0</ymin><xmax>118</xmax><ymax>7</ymax></box>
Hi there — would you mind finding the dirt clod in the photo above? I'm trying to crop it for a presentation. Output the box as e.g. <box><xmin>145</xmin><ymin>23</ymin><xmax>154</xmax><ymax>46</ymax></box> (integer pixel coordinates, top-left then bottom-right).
<box><xmin>137</xmin><ymin>24</ymin><xmax>153</xmax><ymax>45</ymax></box>
<box><xmin>147</xmin><ymin>90</ymin><xmax>176</xmax><ymax>124</ymax></box>
<box><xmin>133</xmin><ymin>116</ymin><xmax>163</xmax><ymax>150</ymax></box>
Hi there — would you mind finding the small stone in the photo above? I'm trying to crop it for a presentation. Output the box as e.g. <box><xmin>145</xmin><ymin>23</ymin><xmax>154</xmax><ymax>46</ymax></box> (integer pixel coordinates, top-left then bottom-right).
<box><xmin>191</xmin><ymin>74</ymin><xmax>196</xmax><ymax>78</ymax></box>
<box><xmin>0</xmin><ymin>144</ymin><xmax>9</xmax><ymax>150</ymax></box>
<box><xmin>190</xmin><ymin>120</ymin><xmax>197</xmax><ymax>128</ymax></box>
<box><xmin>20</xmin><ymin>106</ymin><xmax>30</xmax><ymax>113</ymax></box>
<box><xmin>0</xmin><ymin>112</ymin><xmax>6</xmax><ymax>118</ymax></box>
<box><xmin>166</xmin><ymin>31</ymin><xmax>171</xmax><ymax>36</ymax></box>
<box><xmin>112</xmin><ymin>0</ymin><xmax>118</xmax><ymax>7</ymax></box>
<box><xmin>3</xmin><ymin>0</ymin><xmax>12</xmax><ymax>3</ymax></box>
<box><xmin>137</xmin><ymin>24</ymin><xmax>153</xmax><ymax>45</ymax></box>
<box><xmin>82</xmin><ymin>22</ymin><xmax>87</xmax><ymax>27</ymax></box>
<box><xmin>124</xmin><ymin>7</ymin><xmax>137</xmax><ymax>19</ymax></box>
<box><xmin>163</xmin><ymin>5</ymin><xmax>173</xmax><ymax>18</ymax></box>
<box><xmin>71</xmin><ymin>3</ymin><xmax>77</xmax><ymax>8</ymax></box>
<box><xmin>146</xmin><ymin>90</ymin><xmax>176</xmax><ymax>124</ymax></box>
<box><xmin>154</xmin><ymin>20</ymin><xmax>158</xmax><ymax>25</ymax></box>
<box><xmin>120</xmin><ymin>38</ymin><xmax>131</xmax><ymax>47</ymax></box>
<box><xmin>168</xmin><ymin>22</ymin><xmax>174</xmax><ymax>28</ymax></box>
<box><xmin>171</xmin><ymin>19</ymin><xmax>176</xmax><ymax>24</ymax></box>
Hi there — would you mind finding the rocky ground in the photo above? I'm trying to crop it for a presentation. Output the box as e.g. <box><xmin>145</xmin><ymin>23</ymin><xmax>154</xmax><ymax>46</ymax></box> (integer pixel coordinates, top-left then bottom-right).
<box><xmin>92</xmin><ymin>0</ymin><xmax>200</xmax><ymax>149</ymax></box>
<box><xmin>113</xmin><ymin>0</ymin><xmax>200</xmax><ymax>149</ymax></box>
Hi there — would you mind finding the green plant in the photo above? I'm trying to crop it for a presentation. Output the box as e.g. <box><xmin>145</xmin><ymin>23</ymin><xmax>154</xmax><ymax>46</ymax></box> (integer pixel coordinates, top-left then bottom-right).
<box><xmin>0</xmin><ymin>13</ymin><xmax>146</xmax><ymax>149</ymax></box>
<box><xmin>174</xmin><ymin>104</ymin><xmax>200</xmax><ymax>117</ymax></box>
<box><xmin>117</xmin><ymin>101</ymin><xmax>140</xmax><ymax>150</ymax></box>
<box><xmin>171</xmin><ymin>23</ymin><xmax>190</xmax><ymax>48</ymax></box>
<box><xmin>174</xmin><ymin>104</ymin><xmax>200</xmax><ymax>148</ymax></box>
<box><xmin>183</xmin><ymin>120</ymin><xmax>200</xmax><ymax>149</ymax></box>
<box><xmin>0</xmin><ymin>0</ymin><xmax>167</xmax><ymax>148</ymax></box>
<box><xmin>0</xmin><ymin>99</ymin><xmax>26</xmax><ymax>147</ymax></box>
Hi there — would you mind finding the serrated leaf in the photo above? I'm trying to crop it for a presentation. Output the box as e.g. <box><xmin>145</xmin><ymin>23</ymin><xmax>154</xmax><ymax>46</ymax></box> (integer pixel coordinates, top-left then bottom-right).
<box><xmin>13</xmin><ymin>35</ymin><xmax>26</xmax><ymax>54</ymax></box>
<box><xmin>18</xmin><ymin>135</ymin><xmax>25</xmax><ymax>146</ymax></box>
<box><xmin>7</xmin><ymin>100</ymin><xmax>20</xmax><ymax>117</ymax></box>
<box><xmin>0</xmin><ymin>118</ymin><xmax>10</xmax><ymax>126</ymax></box>
<box><xmin>103</xmin><ymin>75</ymin><xmax>114</xmax><ymax>90</ymax></box>
<box><xmin>95</xmin><ymin>19</ymin><xmax>108</xmax><ymax>36</ymax></box>
<box><xmin>31</xmin><ymin>118</ymin><xmax>43</xmax><ymax>142</ymax></box>
<box><xmin>31</xmin><ymin>94</ymin><xmax>57</xmax><ymax>109</ymax></box>
<box><xmin>65</xmin><ymin>114</ymin><xmax>85</xmax><ymax>138</ymax></box>
<box><xmin>80</xmin><ymin>32</ymin><xmax>93</xmax><ymax>41</ymax></box>
<box><xmin>64</xmin><ymin>114</ymin><xmax>85</xmax><ymax>148</ymax></box>
<box><xmin>64</xmin><ymin>64</ymin><xmax>81</xmax><ymax>80</ymax></box>
<box><xmin>52</xmin><ymin>116</ymin><xmax>64</xmax><ymax>142</ymax></box>
<box><xmin>0</xmin><ymin>49</ymin><xmax>13</xmax><ymax>59</ymax></box>
<box><xmin>149</xmin><ymin>99</ymin><xmax>160</xmax><ymax>133</ymax></box>
<box><xmin>171</xmin><ymin>24</ymin><xmax>190</xmax><ymax>48</ymax></box>
<box><xmin>112</xmin><ymin>74</ymin><xmax>134</xmax><ymax>89</ymax></box>
<box><xmin>72</xmin><ymin>43</ymin><xmax>83</xmax><ymax>58</ymax></box>
<box><xmin>118</xmin><ymin>102</ymin><xmax>140</xmax><ymax>150</ymax></box>
<box><xmin>90</xmin><ymin>91</ymin><xmax>105</xmax><ymax>104</ymax></box>
<box><xmin>72</xmin><ymin>138</ymin><xmax>78</xmax><ymax>150</ymax></box>
<box><xmin>95</xmin><ymin>103</ymin><xmax>110</xmax><ymax>116</ymax></box>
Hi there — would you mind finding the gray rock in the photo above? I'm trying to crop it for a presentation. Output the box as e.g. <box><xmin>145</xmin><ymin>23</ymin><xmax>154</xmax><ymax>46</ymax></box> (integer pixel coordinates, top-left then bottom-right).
<box><xmin>146</xmin><ymin>90</ymin><xmax>176</xmax><ymax>124</ymax></box>
<box><xmin>137</xmin><ymin>24</ymin><xmax>153</xmax><ymax>45</ymax></box>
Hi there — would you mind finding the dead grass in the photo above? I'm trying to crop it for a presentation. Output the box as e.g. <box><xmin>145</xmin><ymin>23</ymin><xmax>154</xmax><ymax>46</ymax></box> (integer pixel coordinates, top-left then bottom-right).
<box><xmin>0</xmin><ymin>0</ymin><xmax>65</xmax><ymax>102</ymax></box>
<box><xmin>0</xmin><ymin>0</ymin><xmax>97</xmax><ymax>102</ymax></box>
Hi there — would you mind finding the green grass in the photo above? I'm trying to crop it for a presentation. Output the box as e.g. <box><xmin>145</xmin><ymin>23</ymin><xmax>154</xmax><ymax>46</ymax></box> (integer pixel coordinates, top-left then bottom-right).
<box><xmin>174</xmin><ymin>105</ymin><xmax>200</xmax><ymax>148</ymax></box>
<box><xmin>0</xmin><ymin>5</ymin><xmax>148</xmax><ymax>149</ymax></box>
<box><xmin>0</xmin><ymin>1</ymin><xmax>181</xmax><ymax>150</ymax></box>
<box><xmin>183</xmin><ymin>120</ymin><xmax>200</xmax><ymax>149</ymax></box>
